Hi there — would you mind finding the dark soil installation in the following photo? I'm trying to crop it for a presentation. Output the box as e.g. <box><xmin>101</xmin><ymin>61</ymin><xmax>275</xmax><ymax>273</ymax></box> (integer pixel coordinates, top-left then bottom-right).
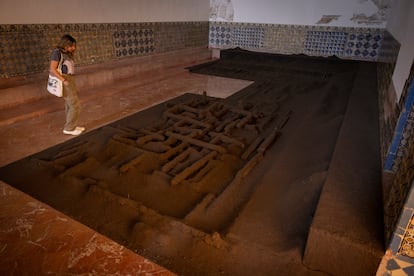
<box><xmin>0</xmin><ymin>49</ymin><xmax>384</xmax><ymax>275</ymax></box>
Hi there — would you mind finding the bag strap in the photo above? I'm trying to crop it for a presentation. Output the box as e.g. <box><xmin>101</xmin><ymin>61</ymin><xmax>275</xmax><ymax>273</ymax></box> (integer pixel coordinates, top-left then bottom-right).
<box><xmin>57</xmin><ymin>51</ymin><xmax>64</xmax><ymax>73</ymax></box>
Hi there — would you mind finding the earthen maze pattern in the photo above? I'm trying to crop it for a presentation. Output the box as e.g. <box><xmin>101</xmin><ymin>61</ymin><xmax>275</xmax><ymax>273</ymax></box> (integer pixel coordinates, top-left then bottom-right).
<box><xmin>36</xmin><ymin>95</ymin><xmax>290</xmax><ymax>233</ymax></box>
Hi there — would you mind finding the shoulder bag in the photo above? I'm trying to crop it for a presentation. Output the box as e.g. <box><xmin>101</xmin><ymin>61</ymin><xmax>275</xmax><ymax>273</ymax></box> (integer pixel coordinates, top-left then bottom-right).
<box><xmin>47</xmin><ymin>52</ymin><xmax>64</xmax><ymax>97</ymax></box>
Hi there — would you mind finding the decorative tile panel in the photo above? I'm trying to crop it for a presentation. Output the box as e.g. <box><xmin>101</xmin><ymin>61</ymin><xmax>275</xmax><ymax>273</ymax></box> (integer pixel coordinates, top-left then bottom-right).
<box><xmin>303</xmin><ymin>30</ymin><xmax>347</xmax><ymax>56</ymax></box>
<box><xmin>343</xmin><ymin>31</ymin><xmax>382</xmax><ymax>60</ymax></box>
<box><xmin>399</xmin><ymin>213</ymin><xmax>414</xmax><ymax>258</ymax></box>
<box><xmin>232</xmin><ymin>26</ymin><xmax>264</xmax><ymax>49</ymax></box>
<box><xmin>385</xmin><ymin>255</ymin><xmax>414</xmax><ymax>276</ymax></box>
<box><xmin>209</xmin><ymin>22</ymin><xmax>266</xmax><ymax>50</ymax></box>
<box><xmin>209</xmin><ymin>23</ymin><xmax>232</xmax><ymax>47</ymax></box>
<box><xmin>113</xmin><ymin>28</ymin><xmax>155</xmax><ymax>58</ymax></box>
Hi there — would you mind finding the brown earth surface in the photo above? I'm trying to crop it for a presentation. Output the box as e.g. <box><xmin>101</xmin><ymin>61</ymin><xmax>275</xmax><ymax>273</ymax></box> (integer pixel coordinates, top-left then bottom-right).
<box><xmin>0</xmin><ymin>50</ymin><xmax>381</xmax><ymax>275</ymax></box>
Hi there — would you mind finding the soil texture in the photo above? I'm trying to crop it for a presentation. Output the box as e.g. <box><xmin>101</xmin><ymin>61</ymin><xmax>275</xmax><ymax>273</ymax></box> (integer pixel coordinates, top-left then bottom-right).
<box><xmin>0</xmin><ymin>49</ymin><xmax>381</xmax><ymax>275</ymax></box>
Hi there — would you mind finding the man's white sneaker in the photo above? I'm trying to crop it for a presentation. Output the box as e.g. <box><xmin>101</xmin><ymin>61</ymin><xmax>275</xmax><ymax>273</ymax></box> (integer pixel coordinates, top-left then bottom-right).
<box><xmin>63</xmin><ymin>128</ymin><xmax>83</xmax><ymax>136</ymax></box>
<box><xmin>75</xmin><ymin>126</ymin><xmax>85</xmax><ymax>132</ymax></box>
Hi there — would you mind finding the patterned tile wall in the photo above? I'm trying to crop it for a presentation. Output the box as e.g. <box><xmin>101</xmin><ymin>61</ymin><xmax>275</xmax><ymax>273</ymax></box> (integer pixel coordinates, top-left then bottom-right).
<box><xmin>377</xmin><ymin>61</ymin><xmax>400</xmax><ymax>165</ymax></box>
<box><xmin>369</xmin><ymin>50</ymin><xmax>413</xmax><ymax>276</ymax></box>
<box><xmin>0</xmin><ymin>30</ymin><xmax>50</xmax><ymax>76</ymax></box>
<box><xmin>0</xmin><ymin>22</ymin><xmax>209</xmax><ymax>78</ymax></box>
<box><xmin>385</xmin><ymin>130</ymin><xmax>414</xmax><ymax>243</ymax></box>
<box><xmin>377</xmin><ymin>31</ymin><xmax>400</xmax><ymax>167</ymax></box>
<box><xmin>383</xmin><ymin>65</ymin><xmax>414</xmax><ymax>259</ymax></box>
<box><xmin>385</xmin><ymin>135</ymin><xmax>414</xmax><ymax>273</ymax></box>
<box><xmin>1</xmin><ymin>22</ymin><xmax>397</xmax><ymax>78</ymax></box>
<box><xmin>208</xmin><ymin>21</ymin><xmax>398</xmax><ymax>63</ymax></box>
<box><xmin>385</xmin><ymin>191</ymin><xmax>414</xmax><ymax>275</ymax></box>
<box><xmin>381</xmin><ymin>74</ymin><xmax>414</xmax><ymax>256</ymax></box>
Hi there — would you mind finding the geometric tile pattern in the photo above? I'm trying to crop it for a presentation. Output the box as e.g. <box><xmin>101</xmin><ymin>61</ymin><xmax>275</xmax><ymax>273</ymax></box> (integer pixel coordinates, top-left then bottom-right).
<box><xmin>304</xmin><ymin>30</ymin><xmax>347</xmax><ymax>56</ymax></box>
<box><xmin>399</xmin><ymin>213</ymin><xmax>414</xmax><ymax>257</ymax></box>
<box><xmin>232</xmin><ymin>27</ymin><xmax>264</xmax><ymax>49</ymax></box>
<box><xmin>0</xmin><ymin>31</ymin><xmax>50</xmax><ymax>78</ymax></box>
<box><xmin>74</xmin><ymin>30</ymin><xmax>114</xmax><ymax>66</ymax></box>
<box><xmin>208</xmin><ymin>22</ymin><xmax>268</xmax><ymax>51</ymax></box>
<box><xmin>384</xmin><ymin>184</ymin><xmax>414</xmax><ymax>275</ymax></box>
<box><xmin>381</xmin><ymin>65</ymin><xmax>414</xmax><ymax>276</ymax></box>
<box><xmin>383</xmin><ymin>165</ymin><xmax>414</xmax><ymax>276</ymax></box>
<box><xmin>209</xmin><ymin>24</ymin><xmax>232</xmax><ymax>47</ymax></box>
<box><xmin>113</xmin><ymin>29</ymin><xmax>155</xmax><ymax>58</ymax></box>
<box><xmin>209</xmin><ymin>22</ymin><xmax>265</xmax><ymax>49</ymax></box>
<box><xmin>344</xmin><ymin>32</ymin><xmax>382</xmax><ymax>60</ymax></box>
<box><xmin>386</xmin><ymin>256</ymin><xmax>414</xmax><ymax>276</ymax></box>
<box><xmin>381</xmin><ymin>62</ymin><xmax>414</xmax><ymax>276</ymax></box>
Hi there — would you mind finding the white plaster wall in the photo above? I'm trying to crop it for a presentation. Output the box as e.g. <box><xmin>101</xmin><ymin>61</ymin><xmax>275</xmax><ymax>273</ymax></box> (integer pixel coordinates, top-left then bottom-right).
<box><xmin>0</xmin><ymin>0</ymin><xmax>209</xmax><ymax>24</ymax></box>
<box><xmin>387</xmin><ymin>0</ymin><xmax>414</xmax><ymax>100</ymax></box>
<box><xmin>210</xmin><ymin>0</ymin><xmax>386</xmax><ymax>27</ymax></box>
